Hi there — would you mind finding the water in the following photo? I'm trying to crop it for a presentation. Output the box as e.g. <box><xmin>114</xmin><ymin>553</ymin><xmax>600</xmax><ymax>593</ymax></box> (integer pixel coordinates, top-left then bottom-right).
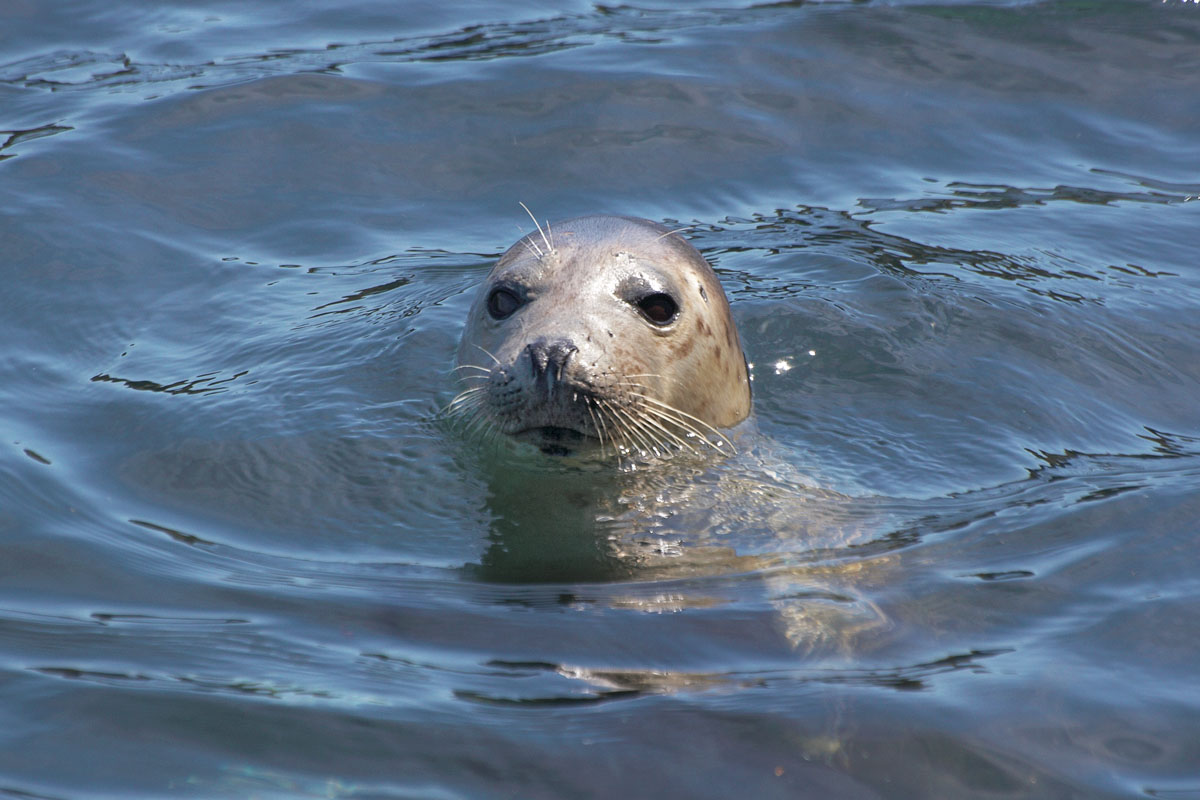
<box><xmin>2</xmin><ymin>1</ymin><xmax>1199</xmax><ymax>797</ymax></box>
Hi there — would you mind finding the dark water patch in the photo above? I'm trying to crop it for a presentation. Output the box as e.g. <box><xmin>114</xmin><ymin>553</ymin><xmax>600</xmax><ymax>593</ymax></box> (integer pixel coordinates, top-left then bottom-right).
<box><xmin>33</xmin><ymin>666</ymin><xmax>153</xmax><ymax>684</ymax></box>
<box><xmin>21</xmin><ymin>448</ymin><xmax>52</xmax><ymax>466</ymax></box>
<box><xmin>91</xmin><ymin>367</ymin><xmax>253</xmax><ymax>396</ymax></box>
<box><xmin>970</xmin><ymin>570</ymin><xmax>1035</xmax><ymax>582</ymax></box>
<box><xmin>128</xmin><ymin>517</ymin><xmax>217</xmax><ymax>548</ymax></box>
<box><xmin>0</xmin><ymin>123</ymin><xmax>73</xmax><ymax>161</ymax></box>
<box><xmin>91</xmin><ymin>611</ymin><xmax>251</xmax><ymax>625</ymax></box>
<box><xmin>454</xmin><ymin>686</ymin><xmax>641</xmax><ymax>708</ymax></box>
<box><xmin>861</xmin><ymin>176</ymin><xmax>1200</xmax><ymax>215</ymax></box>
<box><xmin>0</xmin><ymin>51</ymin><xmax>142</xmax><ymax>91</ymax></box>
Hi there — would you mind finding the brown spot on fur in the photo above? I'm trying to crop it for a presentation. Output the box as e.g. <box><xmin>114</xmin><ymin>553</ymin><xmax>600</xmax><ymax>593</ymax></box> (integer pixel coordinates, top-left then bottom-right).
<box><xmin>674</xmin><ymin>333</ymin><xmax>695</xmax><ymax>360</ymax></box>
<box><xmin>697</xmin><ymin>317</ymin><xmax>709</xmax><ymax>336</ymax></box>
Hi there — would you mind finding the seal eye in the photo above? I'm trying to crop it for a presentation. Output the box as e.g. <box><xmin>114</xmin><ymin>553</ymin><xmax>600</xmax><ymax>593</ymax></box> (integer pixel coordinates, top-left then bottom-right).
<box><xmin>636</xmin><ymin>292</ymin><xmax>678</xmax><ymax>326</ymax></box>
<box><xmin>487</xmin><ymin>287</ymin><xmax>521</xmax><ymax>320</ymax></box>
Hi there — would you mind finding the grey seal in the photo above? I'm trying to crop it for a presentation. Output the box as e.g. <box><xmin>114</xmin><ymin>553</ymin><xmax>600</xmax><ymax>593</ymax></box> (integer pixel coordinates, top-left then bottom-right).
<box><xmin>451</xmin><ymin>214</ymin><xmax>751</xmax><ymax>459</ymax></box>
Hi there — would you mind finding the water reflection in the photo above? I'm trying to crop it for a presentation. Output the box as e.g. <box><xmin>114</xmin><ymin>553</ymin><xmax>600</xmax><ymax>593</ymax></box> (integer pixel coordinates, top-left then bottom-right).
<box><xmin>467</xmin><ymin>452</ymin><xmax>634</xmax><ymax>583</ymax></box>
<box><xmin>462</xmin><ymin>434</ymin><xmax>903</xmax><ymax>657</ymax></box>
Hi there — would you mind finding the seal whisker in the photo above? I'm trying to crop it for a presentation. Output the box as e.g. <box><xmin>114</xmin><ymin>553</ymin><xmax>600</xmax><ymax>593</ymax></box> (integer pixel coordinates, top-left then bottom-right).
<box><xmin>459</xmin><ymin>400</ymin><xmax>501</xmax><ymax>447</ymax></box>
<box><xmin>447</xmin><ymin>399</ymin><xmax>493</xmax><ymax>443</ymax></box>
<box><xmin>483</xmin><ymin>419</ymin><xmax>506</xmax><ymax>448</ymax></box>
<box><xmin>521</xmin><ymin>236</ymin><xmax>544</xmax><ymax>260</ymax></box>
<box><xmin>629</xmin><ymin>407</ymin><xmax>700</xmax><ymax>454</ymax></box>
<box><xmin>519</xmin><ymin>201</ymin><xmax>554</xmax><ymax>257</ymax></box>
<box><xmin>452</xmin><ymin>363</ymin><xmax>492</xmax><ymax>375</ymax></box>
<box><xmin>594</xmin><ymin>382</ymin><xmax>706</xmax><ymax>458</ymax></box>
<box><xmin>447</xmin><ymin>384</ymin><xmax>485</xmax><ymax>403</ymax></box>
<box><xmin>603</xmin><ymin>404</ymin><xmax>646</xmax><ymax>466</ymax></box>
<box><xmin>612</xmin><ymin>398</ymin><xmax>678</xmax><ymax>455</ymax></box>
<box><xmin>599</xmin><ymin>399</ymin><xmax>637</xmax><ymax>452</ymax></box>
<box><xmin>595</xmin><ymin>397</ymin><xmax>635</xmax><ymax>454</ymax></box>
<box><xmin>641</xmin><ymin>405</ymin><xmax>732</xmax><ymax>453</ymax></box>
<box><xmin>645</xmin><ymin>410</ymin><xmax>713</xmax><ymax>453</ymax></box>
<box><xmin>628</xmin><ymin>393</ymin><xmax>736</xmax><ymax>454</ymax></box>
<box><xmin>443</xmin><ymin>389</ymin><xmax>504</xmax><ymax>449</ymax></box>
<box><xmin>636</xmin><ymin>407</ymin><xmax>700</xmax><ymax>456</ymax></box>
<box><xmin>655</xmin><ymin>225</ymin><xmax>696</xmax><ymax>242</ymax></box>
<box><xmin>593</xmin><ymin>409</ymin><xmax>628</xmax><ymax>468</ymax></box>
<box><xmin>594</xmin><ymin>399</ymin><xmax>624</xmax><ymax>462</ymax></box>
<box><xmin>612</xmin><ymin>377</ymin><xmax>660</xmax><ymax>395</ymax></box>
<box><xmin>443</xmin><ymin>387</ymin><xmax>481</xmax><ymax>413</ymax></box>
<box><xmin>459</xmin><ymin>407</ymin><xmax>488</xmax><ymax>438</ymax></box>
<box><xmin>620</xmin><ymin>405</ymin><xmax>667</xmax><ymax>458</ymax></box>
<box><xmin>625</xmin><ymin>414</ymin><xmax>673</xmax><ymax>458</ymax></box>
<box><xmin>608</xmin><ymin>402</ymin><xmax>665</xmax><ymax>458</ymax></box>
<box><xmin>450</xmin><ymin>375</ymin><xmax>489</xmax><ymax>392</ymax></box>
<box><xmin>443</xmin><ymin>390</ymin><xmax>487</xmax><ymax>425</ymax></box>
<box><xmin>471</xmin><ymin>344</ymin><xmax>503</xmax><ymax>367</ymax></box>
<box><xmin>584</xmin><ymin>397</ymin><xmax>609</xmax><ymax>460</ymax></box>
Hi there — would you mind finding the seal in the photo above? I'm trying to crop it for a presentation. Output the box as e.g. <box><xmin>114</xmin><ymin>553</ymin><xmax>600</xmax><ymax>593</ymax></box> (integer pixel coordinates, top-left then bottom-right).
<box><xmin>450</xmin><ymin>214</ymin><xmax>751</xmax><ymax>459</ymax></box>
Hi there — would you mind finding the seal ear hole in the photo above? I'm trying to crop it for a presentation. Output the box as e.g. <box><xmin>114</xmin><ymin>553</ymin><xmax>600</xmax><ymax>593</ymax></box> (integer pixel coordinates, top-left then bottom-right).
<box><xmin>699</xmin><ymin>285</ymin><xmax>709</xmax><ymax>303</ymax></box>
<box><xmin>635</xmin><ymin>292</ymin><xmax>679</xmax><ymax>326</ymax></box>
<box><xmin>487</xmin><ymin>287</ymin><xmax>521</xmax><ymax>320</ymax></box>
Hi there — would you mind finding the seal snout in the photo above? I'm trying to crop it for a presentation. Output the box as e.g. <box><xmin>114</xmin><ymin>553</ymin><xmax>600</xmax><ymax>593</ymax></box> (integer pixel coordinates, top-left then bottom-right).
<box><xmin>525</xmin><ymin>337</ymin><xmax>579</xmax><ymax>389</ymax></box>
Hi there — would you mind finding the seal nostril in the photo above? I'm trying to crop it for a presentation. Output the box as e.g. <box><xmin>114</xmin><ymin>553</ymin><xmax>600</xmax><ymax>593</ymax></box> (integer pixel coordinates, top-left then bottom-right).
<box><xmin>526</xmin><ymin>338</ymin><xmax>578</xmax><ymax>379</ymax></box>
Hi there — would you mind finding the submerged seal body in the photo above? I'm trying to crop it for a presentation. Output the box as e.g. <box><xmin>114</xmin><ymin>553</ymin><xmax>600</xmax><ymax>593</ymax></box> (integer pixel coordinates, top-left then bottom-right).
<box><xmin>452</xmin><ymin>214</ymin><xmax>751</xmax><ymax>458</ymax></box>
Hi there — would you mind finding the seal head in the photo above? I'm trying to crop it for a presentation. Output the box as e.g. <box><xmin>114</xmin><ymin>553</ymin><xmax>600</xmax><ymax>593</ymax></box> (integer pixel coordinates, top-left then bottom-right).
<box><xmin>452</xmin><ymin>215</ymin><xmax>751</xmax><ymax>458</ymax></box>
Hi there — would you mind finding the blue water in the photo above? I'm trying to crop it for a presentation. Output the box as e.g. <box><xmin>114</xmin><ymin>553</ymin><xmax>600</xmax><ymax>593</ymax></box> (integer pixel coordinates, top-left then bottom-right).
<box><xmin>2</xmin><ymin>1</ymin><xmax>1199</xmax><ymax>797</ymax></box>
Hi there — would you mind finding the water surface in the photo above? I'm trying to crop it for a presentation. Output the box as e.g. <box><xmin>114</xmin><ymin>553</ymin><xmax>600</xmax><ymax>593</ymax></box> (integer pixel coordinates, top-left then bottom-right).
<box><xmin>2</xmin><ymin>1</ymin><xmax>1199</xmax><ymax>797</ymax></box>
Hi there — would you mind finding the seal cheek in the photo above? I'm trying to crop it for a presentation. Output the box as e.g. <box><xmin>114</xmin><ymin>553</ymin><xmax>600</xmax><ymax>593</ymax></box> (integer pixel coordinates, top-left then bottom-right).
<box><xmin>672</xmin><ymin>332</ymin><xmax>695</xmax><ymax>360</ymax></box>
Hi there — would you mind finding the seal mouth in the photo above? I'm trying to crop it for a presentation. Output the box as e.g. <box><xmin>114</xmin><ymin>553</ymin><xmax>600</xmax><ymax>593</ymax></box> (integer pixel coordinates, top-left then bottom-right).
<box><xmin>515</xmin><ymin>425</ymin><xmax>596</xmax><ymax>456</ymax></box>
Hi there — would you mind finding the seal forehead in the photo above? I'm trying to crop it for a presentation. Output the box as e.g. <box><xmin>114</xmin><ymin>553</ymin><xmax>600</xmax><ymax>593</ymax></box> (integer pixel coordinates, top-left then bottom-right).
<box><xmin>555</xmin><ymin>215</ymin><xmax>698</xmax><ymax>261</ymax></box>
<box><xmin>491</xmin><ymin>217</ymin><xmax>705</xmax><ymax>296</ymax></box>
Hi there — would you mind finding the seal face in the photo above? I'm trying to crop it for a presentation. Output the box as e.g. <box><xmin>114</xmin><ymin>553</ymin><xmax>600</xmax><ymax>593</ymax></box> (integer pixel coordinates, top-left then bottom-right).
<box><xmin>451</xmin><ymin>215</ymin><xmax>751</xmax><ymax>459</ymax></box>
